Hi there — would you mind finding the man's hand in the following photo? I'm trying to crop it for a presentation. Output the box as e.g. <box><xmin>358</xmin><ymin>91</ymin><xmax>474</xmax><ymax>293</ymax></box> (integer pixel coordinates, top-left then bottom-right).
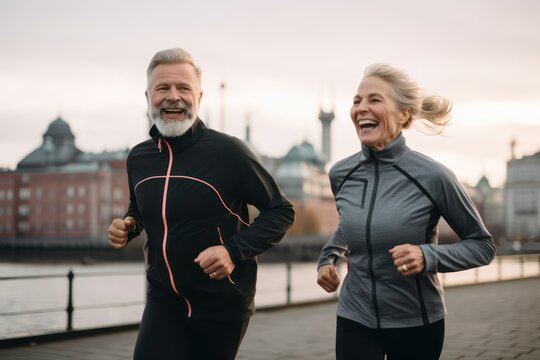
<box><xmin>108</xmin><ymin>217</ymin><xmax>134</xmax><ymax>249</ymax></box>
<box><xmin>194</xmin><ymin>245</ymin><xmax>235</xmax><ymax>280</ymax></box>
<box><xmin>317</xmin><ymin>264</ymin><xmax>341</xmax><ymax>293</ymax></box>
<box><xmin>389</xmin><ymin>244</ymin><xmax>425</xmax><ymax>276</ymax></box>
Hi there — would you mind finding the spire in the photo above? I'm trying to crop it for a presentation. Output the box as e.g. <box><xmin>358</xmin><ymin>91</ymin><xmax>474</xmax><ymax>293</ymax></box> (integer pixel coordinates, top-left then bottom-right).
<box><xmin>319</xmin><ymin>109</ymin><xmax>335</xmax><ymax>164</ymax></box>
<box><xmin>245</xmin><ymin>112</ymin><xmax>251</xmax><ymax>143</ymax></box>
<box><xmin>510</xmin><ymin>138</ymin><xmax>516</xmax><ymax>159</ymax></box>
<box><xmin>219</xmin><ymin>82</ymin><xmax>226</xmax><ymax>132</ymax></box>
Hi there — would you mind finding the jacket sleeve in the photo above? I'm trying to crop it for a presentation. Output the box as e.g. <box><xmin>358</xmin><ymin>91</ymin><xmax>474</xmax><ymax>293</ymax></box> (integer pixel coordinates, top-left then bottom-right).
<box><xmin>419</xmin><ymin>169</ymin><xmax>496</xmax><ymax>273</ymax></box>
<box><xmin>317</xmin><ymin>164</ymin><xmax>349</xmax><ymax>269</ymax></box>
<box><xmin>317</xmin><ymin>224</ymin><xmax>349</xmax><ymax>269</ymax></box>
<box><xmin>124</xmin><ymin>154</ymin><xmax>145</xmax><ymax>243</ymax></box>
<box><xmin>222</xmin><ymin>140</ymin><xmax>295</xmax><ymax>263</ymax></box>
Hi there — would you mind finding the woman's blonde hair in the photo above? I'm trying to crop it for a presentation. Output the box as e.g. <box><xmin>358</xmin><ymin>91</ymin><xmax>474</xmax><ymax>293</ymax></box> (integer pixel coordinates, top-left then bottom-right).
<box><xmin>364</xmin><ymin>63</ymin><xmax>452</xmax><ymax>130</ymax></box>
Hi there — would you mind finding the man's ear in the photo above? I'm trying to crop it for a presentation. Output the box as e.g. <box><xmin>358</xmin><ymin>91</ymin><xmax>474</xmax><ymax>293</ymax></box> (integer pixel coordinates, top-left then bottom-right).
<box><xmin>145</xmin><ymin>90</ymin><xmax>148</xmax><ymax>102</ymax></box>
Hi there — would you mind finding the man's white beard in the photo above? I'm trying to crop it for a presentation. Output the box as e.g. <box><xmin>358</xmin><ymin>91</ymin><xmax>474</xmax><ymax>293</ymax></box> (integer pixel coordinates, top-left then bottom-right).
<box><xmin>154</xmin><ymin>116</ymin><xmax>195</xmax><ymax>137</ymax></box>
<box><xmin>148</xmin><ymin>100</ymin><xmax>197</xmax><ymax>137</ymax></box>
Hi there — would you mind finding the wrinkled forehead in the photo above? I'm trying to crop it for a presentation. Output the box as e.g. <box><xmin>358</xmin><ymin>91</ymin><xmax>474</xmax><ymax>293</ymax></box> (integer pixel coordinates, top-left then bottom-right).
<box><xmin>356</xmin><ymin>76</ymin><xmax>395</xmax><ymax>98</ymax></box>
<box><xmin>147</xmin><ymin>63</ymin><xmax>201</xmax><ymax>88</ymax></box>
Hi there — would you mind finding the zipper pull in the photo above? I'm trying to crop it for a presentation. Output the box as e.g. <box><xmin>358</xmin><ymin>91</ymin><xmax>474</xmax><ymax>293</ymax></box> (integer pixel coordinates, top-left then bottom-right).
<box><xmin>157</xmin><ymin>138</ymin><xmax>162</xmax><ymax>152</ymax></box>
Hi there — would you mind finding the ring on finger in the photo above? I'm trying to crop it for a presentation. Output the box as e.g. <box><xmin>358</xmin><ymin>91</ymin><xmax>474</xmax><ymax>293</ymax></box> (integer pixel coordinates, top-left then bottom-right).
<box><xmin>210</xmin><ymin>272</ymin><xmax>217</xmax><ymax>279</ymax></box>
<box><xmin>401</xmin><ymin>264</ymin><xmax>408</xmax><ymax>272</ymax></box>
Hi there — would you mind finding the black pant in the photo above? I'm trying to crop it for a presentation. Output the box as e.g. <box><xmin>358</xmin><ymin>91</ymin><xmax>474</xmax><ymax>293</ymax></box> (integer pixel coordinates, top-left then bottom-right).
<box><xmin>134</xmin><ymin>286</ymin><xmax>249</xmax><ymax>360</ymax></box>
<box><xmin>336</xmin><ymin>316</ymin><xmax>445</xmax><ymax>360</ymax></box>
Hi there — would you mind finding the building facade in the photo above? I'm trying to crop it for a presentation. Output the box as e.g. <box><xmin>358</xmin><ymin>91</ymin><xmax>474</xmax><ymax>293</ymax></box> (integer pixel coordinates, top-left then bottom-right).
<box><xmin>0</xmin><ymin>117</ymin><xmax>129</xmax><ymax>247</ymax></box>
<box><xmin>505</xmin><ymin>151</ymin><xmax>540</xmax><ymax>247</ymax></box>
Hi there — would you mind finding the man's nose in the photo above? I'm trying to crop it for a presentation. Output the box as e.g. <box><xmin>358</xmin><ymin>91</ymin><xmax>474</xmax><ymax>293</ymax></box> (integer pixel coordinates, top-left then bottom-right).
<box><xmin>166</xmin><ymin>88</ymin><xmax>181</xmax><ymax>101</ymax></box>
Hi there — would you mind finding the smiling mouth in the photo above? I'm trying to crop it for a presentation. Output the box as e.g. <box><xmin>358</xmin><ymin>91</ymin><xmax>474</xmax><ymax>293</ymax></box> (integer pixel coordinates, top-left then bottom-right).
<box><xmin>162</xmin><ymin>108</ymin><xmax>186</xmax><ymax>116</ymax></box>
<box><xmin>358</xmin><ymin>119</ymin><xmax>378</xmax><ymax>130</ymax></box>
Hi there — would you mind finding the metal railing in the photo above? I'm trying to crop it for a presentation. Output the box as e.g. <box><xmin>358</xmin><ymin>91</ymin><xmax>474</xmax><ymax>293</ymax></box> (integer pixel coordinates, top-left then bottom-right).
<box><xmin>0</xmin><ymin>254</ymin><xmax>539</xmax><ymax>346</ymax></box>
<box><xmin>0</xmin><ymin>269</ymin><xmax>146</xmax><ymax>342</ymax></box>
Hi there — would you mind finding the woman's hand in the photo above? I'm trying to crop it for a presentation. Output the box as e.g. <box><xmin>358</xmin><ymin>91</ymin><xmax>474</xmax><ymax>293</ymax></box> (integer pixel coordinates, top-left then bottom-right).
<box><xmin>317</xmin><ymin>264</ymin><xmax>341</xmax><ymax>293</ymax></box>
<box><xmin>389</xmin><ymin>244</ymin><xmax>425</xmax><ymax>276</ymax></box>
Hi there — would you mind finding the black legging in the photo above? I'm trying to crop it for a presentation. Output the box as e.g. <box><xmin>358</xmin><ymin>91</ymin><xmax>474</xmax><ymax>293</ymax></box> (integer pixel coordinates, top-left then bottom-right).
<box><xmin>336</xmin><ymin>316</ymin><xmax>445</xmax><ymax>360</ymax></box>
<box><xmin>134</xmin><ymin>285</ymin><xmax>249</xmax><ymax>360</ymax></box>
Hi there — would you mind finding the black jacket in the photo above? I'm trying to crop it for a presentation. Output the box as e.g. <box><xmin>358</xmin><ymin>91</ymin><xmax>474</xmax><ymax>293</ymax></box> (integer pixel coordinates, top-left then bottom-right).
<box><xmin>125</xmin><ymin>119</ymin><xmax>295</xmax><ymax>321</ymax></box>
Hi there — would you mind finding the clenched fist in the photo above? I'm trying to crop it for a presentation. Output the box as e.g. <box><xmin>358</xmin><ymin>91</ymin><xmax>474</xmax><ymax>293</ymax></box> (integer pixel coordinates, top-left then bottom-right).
<box><xmin>317</xmin><ymin>264</ymin><xmax>341</xmax><ymax>293</ymax></box>
<box><xmin>108</xmin><ymin>217</ymin><xmax>135</xmax><ymax>249</ymax></box>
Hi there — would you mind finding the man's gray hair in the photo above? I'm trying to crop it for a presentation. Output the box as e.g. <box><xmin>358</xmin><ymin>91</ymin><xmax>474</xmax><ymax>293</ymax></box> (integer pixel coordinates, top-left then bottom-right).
<box><xmin>146</xmin><ymin>48</ymin><xmax>202</xmax><ymax>80</ymax></box>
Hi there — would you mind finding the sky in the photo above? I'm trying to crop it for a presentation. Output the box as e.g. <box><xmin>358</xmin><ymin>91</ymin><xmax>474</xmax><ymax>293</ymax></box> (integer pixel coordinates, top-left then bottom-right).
<box><xmin>1</xmin><ymin>0</ymin><xmax>539</xmax><ymax>187</ymax></box>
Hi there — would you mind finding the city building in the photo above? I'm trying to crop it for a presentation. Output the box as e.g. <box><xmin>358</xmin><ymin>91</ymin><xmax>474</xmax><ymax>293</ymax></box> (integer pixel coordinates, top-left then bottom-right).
<box><xmin>504</xmin><ymin>145</ymin><xmax>540</xmax><ymax>251</ymax></box>
<box><xmin>0</xmin><ymin>117</ymin><xmax>129</xmax><ymax>247</ymax></box>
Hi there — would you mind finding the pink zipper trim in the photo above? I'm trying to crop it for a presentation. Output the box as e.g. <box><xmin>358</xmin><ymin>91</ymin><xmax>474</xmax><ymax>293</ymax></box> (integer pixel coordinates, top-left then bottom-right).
<box><xmin>161</xmin><ymin>139</ymin><xmax>192</xmax><ymax>317</ymax></box>
<box><xmin>217</xmin><ymin>226</ymin><xmax>236</xmax><ymax>285</ymax></box>
<box><xmin>135</xmin><ymin>176</ymin><xmax>250</xmax><ymax>227</ymax></box>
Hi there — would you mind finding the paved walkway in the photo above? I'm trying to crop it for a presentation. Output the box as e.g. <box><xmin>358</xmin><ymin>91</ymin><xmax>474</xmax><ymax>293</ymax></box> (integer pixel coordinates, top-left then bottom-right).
<box><xmin>1</xmin><ymin>277</ymin><xmax>538</xmax><ymax>360</ymax></box>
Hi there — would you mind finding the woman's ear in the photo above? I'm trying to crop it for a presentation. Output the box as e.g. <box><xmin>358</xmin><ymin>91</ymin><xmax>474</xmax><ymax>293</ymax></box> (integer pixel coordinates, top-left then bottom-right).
<box><xmin>400</xmin><ymin>108</ymin><xmax>412</xmax><ymax>124</ymax></box>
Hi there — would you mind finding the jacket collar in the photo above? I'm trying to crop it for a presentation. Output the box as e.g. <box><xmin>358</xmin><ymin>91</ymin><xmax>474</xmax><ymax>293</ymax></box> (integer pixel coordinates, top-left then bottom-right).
<box><xmin>150</xmin><ymin>118</ymin><xmax>207</xmax><ymax>151</ymax></box>
<box><xmin>360</xmin><ymin>132</ymin><xmax>409</xmax><ymax>166</ymax></box>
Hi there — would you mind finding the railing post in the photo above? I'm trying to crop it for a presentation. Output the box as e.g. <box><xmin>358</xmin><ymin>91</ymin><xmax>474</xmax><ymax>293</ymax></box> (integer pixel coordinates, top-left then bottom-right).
<box><xmin>67</xmin><ymin>270</ymin><xmax>74</xmax><ymax>332</ymax></box>
<box><xmin>498</xmin><ymin>256</ymin><xmax>503</xmax><ymax>281</ymax></box>
<box><xmin>286</xmin><ymin>261</ymin><xmax>292</xmax><ymax>305</ymax></box>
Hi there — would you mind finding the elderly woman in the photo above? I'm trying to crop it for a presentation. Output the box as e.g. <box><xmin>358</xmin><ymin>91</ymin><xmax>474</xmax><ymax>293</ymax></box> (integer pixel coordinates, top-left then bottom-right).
<box><xmin>317</xmin><ymin>64</ymin><xmax>495</xmax><ymax>360</ymax></box>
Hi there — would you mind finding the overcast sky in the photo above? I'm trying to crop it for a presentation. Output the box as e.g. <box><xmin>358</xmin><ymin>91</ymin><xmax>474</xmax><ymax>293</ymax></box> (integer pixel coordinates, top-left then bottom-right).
<box><xmin>1</xmin><ymin>0</ymin><xmax>539</xmax><ymax>187</ymax></box>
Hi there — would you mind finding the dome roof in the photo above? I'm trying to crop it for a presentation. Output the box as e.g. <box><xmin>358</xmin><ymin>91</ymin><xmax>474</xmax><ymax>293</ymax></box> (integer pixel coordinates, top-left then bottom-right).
<box><xmin>44</xmin><ymin>117</ymin><xmax>74</xmax><ymax>138</ymax></box>
<box><xmin>17</xmin><ymin>116</ymin><xmax>81</xmax><ymax>169</ymax></box>
<box><xmin>282</xmin><ymin>141</ymin><xmax>322</xmax><ymax>165</ymax></box>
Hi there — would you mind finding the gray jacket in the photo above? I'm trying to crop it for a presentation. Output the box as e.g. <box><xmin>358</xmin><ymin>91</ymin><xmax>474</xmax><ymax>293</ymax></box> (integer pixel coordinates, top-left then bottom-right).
<box><xmin>318</xmin><ymin>133</ymin><xmax>495</xmax><ymax>328</ymax></box>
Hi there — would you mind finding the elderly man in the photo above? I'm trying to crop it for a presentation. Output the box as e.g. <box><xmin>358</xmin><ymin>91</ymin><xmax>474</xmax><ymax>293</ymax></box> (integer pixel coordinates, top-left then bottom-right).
<box><xmin>108</xmin><ymin>48</ymin><xmax>295</xmax><ymax>360</ymax></box>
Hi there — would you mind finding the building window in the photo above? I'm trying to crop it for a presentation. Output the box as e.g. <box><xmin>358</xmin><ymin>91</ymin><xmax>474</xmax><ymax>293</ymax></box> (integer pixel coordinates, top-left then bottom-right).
<box><xmin>113</xmin><ymin>205</ymin><xmax>124</xmax><ymax>217</ymax></box>
<box><xmin>66</xmin><ymin>204</ymin><xmax>74</xmax><ymax>214</ymax></box>
<box><xmin>77</xmin><ymin>204</ymin><xmax>85</xmax><ymax>214</ymax></box>
<box><xmin>19</xmin><ymin>188</ymin><xmax>31</xmax><ymax>200</ymax></box>
<box><xmin>78</xmin><ymin>186</ymin><xmax>86</xmax><ymax>197</ymax></box>
<box><xmin>36</xmin><ymin>188</ymin><xmax>42</xmax><ymax>198</ymax></box>
<box><xmin>18</xmin><ymin>205</ymin><xmax>30</xmax><ymax>216</ymax></box>
<box><xmin>6</xmin><ymin>190</ymin><xmax>13</xmax><ymax>200</ymax></box>
<box><xmin>66</xmin><ymin>219</ymin><xmax>74</xmax><ymax>230</ymax></box>
<box><xmin>514</xmin><ymin>189</ymin><xmax>537</xmax><ymax>215</ymax></box>
<box><xmin>18</xmin><ymin>222</ymin><xmax>30</xmax><ymax>232</ymax></box>
<box><xmin>113</xmin><ymin>188</ymin><xmax>124</xmax><ymax>201</ymax></box>
<box><xmin>67</xmin><ymin>186</ymin><xmax>75</xmax><ymax>198</ymax></box>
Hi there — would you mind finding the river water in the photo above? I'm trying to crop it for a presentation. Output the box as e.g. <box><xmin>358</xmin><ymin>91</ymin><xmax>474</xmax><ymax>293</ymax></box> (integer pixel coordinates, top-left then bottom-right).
<box><xmin>1</xmin><ymin>256</ymin><xmax>538</xmax><ymax>340</ymax></box>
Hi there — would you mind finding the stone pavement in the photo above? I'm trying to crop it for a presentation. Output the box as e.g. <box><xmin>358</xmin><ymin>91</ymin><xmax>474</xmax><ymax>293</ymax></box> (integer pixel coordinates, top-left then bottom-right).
<box><xmin>1</xmin><ymin>277</ymin><xmax>538</xmax><ymax>360</ymax></box>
